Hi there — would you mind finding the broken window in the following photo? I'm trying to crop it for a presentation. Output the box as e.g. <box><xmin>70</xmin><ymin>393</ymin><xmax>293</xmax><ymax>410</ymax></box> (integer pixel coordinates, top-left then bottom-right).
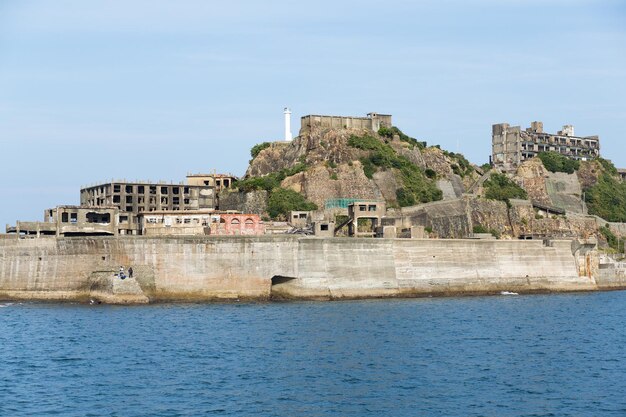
<box><xmin>138</xmin><ymin>186</ymin><xmax>144</xmax><ymax>194</ymax></box>
<box><xmin>114</xmin><ymin>185</ymin><xmax>120</xmax><ymax>193</ymax></box>
<box><xmin>184</xmin><ymin>187</ymin><xmax>189</xmax><ymax>194</ymax></box>
<box><xmin>120</xmin><ymin>216</ymin><xmax>129</xmax><ymax>222</ymax></box>
<box><xmin>126</xmin><ymin>196</ymin><xmax>133</xmax><ymax>204</ymax></box>
<box><xmin>150</xmin><ymin>186</ymin><xmax>157</xmax><ymax>195</ymax></box>
<box><xmin>369</xmin><ymin>205</ymin><xmax>377</xmax><ymax>211</ymax></box>
<box><xmin>184</xmin><ymin>219</ymin><xmax>191</xmax><ymax>224</ymax></box>
<box><xmin>320</xmin><ymin>224</ymin><xmax>329</xmax><ymax>231</ymax></box>
<box><xmin>161</xmin><ymin>187</ymin><xmax>169</xmax><ymax>194</ymax></box>
<box><xmin>125</xmin><ymin>185</ymin><xmax>133</xmax><ymax>193</ymax></box>
<box><xmin>359</xmin><ymin>205</ymin><xmax>367</xmax><ymax>211</ymax></box>
<box><xmin>70</xmin><ymin>213</ymin><xmax>78</xmax><ymax>224</ymax></box>
<box><xmin>299</xmin><ymin>213</ymin><xmax>307</xmax><ymax>219</ymax></box>
<box><xmin>173</xmin><ymin>187</ymin><xmax>180</xmax><ymax>195</ymax></box>
<box><xmin>126</xmin><ymin>206</ymin><xmax>132</xmax><ymax>212</ymax></box>
<box><xmin>61</xmin><ymin>213</ymin><xmax>69</xmax><ymax>223</ymax></box>
<box><xmin>86</xmin><ymin>212</ymin><xmax>111</xmax><ymax>224</ymax></box>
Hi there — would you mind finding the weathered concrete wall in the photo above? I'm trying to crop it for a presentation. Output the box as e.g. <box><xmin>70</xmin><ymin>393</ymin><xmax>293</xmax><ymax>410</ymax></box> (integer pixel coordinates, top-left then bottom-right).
<box><xmin>0</xmin><ymin>236</ymin><xmax>296</xmax><ymax>303</ymax></box>
<box><xmin>0</xmin><ymin>236</ymin><xmax>608</xmax><ymax>303</ymax></box>
<box><xmin>272</xmin><ymin>238</ymin><xmax>597</xmax><ymax>299</ymax></box>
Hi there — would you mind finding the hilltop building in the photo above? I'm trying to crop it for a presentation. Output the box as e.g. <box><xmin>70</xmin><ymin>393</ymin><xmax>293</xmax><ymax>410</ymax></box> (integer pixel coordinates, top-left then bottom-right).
<box><xmin>492</xmin><ymin>121</ymin><xmax>600</xmax><ymax>171</ymax></box>
<box><xmin>299</xmin><ymin>112</ymin><xmax>392</xmax><ymax>135</ymax></box>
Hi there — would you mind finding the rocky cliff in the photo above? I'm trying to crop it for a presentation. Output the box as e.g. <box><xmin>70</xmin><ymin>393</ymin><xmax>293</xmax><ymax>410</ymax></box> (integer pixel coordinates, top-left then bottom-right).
<box><xmin>243</xmin><ymin>126</ymin><xmax>480</xmax><ymax>211</ymax></box>
<box><xmin>231</xmin><ymin>125</ymin><xmax>623</xmax><ymax>247</ymax></box>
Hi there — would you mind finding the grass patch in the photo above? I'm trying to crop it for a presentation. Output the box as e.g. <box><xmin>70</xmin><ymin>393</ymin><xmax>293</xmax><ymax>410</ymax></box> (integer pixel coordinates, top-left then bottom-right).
<box><xmin>484</xmin><ymin>173</ymin><xmax>527</xmax><ymax>207</ymax></box>
<box><xmin>537</xmin><ymin>151</ymin><xmax>580</xmax><ymax>174</ymax></box>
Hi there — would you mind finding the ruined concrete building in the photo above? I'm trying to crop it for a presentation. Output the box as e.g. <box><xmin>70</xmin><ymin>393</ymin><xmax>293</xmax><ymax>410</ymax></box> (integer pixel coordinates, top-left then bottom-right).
<box><xmin>6</xmin><ymin>206</ymin><xmax>121</xmax><ymax>237</ymax></box>
<box><xmin>492</xmin><ymin>121</ymin><xmax>600</xmax><ymax>171</ymax></box>
<box><xmin>299</xmin><ymin>112</ymin><xmax>392</xmax><ymax>135</ymax></box>
<box><xmin>80</xmin><ymin>173</ymin><xmax>237</xmax><ymax>217</ymax></box>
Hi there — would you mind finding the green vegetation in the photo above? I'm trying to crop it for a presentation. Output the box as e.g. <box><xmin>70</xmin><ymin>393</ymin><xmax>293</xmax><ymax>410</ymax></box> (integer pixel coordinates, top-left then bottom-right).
<box><xmin>424</xmin><ymin>168</ymin><xmax>437</xmax><ymax>179</ymax></box>
<box><xmin>483</xmin><ymin>173</ymin><xmax>528</xmax><ymax>207</ymax></box>
<box><xmin>377</xmin><ymin>126</ymin><xmax>426</xmax><ymax>150</ymax></box>
<box><xmin>596</xmin><ymin>157</ymin><xmax>618</xmax><ymax>176</ymax></box>
<box><xmin>480</xmin><ymin>163</ymin><xmax>492</xmax><ymax>173</ymax></box>
<box><xmin>250</xmin><ymin>142</ymin><xmax>271</xmax><ymax>159</ymax></box>
<box><xmin>235</xmin><ymin>163</ymin><xmax>308</xmax><ymax>193</ymax></box>
<box><xmin>443</xmin><ymin>150</ymin><xmax>474</xmax><ymax>178</ymax></box>
<box><xmin>267</xmin><ymin>188</ymin><xmax>318</xmax><ymax>219</ymax></box>
<box><xmin>599</xmin><ymin>226</ymin><xmax>624</xmax><ymax>253</ymax></box>
<box><xmin>348</xmin><ymin>134</ymin><xmax>442</xmax><ymax>206</ymax></box>
<box><xmin>473</xmin><ymin>225</ymin><xmax>500</xmax><ymax>238</ymax></box>
<box><xmin>330</xmin><ymin>173</ymin><xmax>338</xmax><ymax>180</ymax></box>
<box><xmin>584</xmin><ymin>171</ymin><xmax>626</xmax><ymax>222</ymax></box>
<box><xmin>537</xmin><ymin>151</ymin><xmax>580</xmax><ymax>174</ymax></box>
<box><xmin>472</xmin><ymin>225</ymin><xmax>488</xmax><ymax>234</ymax></box>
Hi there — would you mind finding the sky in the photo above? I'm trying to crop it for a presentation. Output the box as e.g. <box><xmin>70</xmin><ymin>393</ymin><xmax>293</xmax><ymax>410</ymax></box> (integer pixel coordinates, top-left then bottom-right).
<box><xmin>1</xmin><ymin>0</ymin><xmax>625</xmax><ymax>226</ymax></box>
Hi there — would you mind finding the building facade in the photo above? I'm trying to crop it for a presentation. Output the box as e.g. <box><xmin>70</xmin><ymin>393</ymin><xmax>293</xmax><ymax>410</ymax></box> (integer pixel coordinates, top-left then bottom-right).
<box><xmin>299</xmin><ymin>112</ymin><xmax>392</xmax><ymax>135</ymax></box>
<box><xmin>492</xmin><ymin>121</ymin><xmax>600</xmax><ymax>171</ymax></box>
<box><xmin>80</xmin><ymin>181</ymin><xmax>216</xmax><ymax>216</ymax></box>
<box><xmin>6</xmin><ymin>206</ymin><xmax>122</xmax><ymax>237</ymax></box>
<box><xmin>140</xmin><ymin>211</ymin><xmax>265</xmax><ymax>236</ymax></box>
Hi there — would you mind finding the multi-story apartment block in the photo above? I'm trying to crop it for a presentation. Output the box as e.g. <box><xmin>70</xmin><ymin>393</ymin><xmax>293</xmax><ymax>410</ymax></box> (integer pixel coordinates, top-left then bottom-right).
<box><xmin>492</xmin><ymin>121</ymin><xmax>600</xmax><ymax>171</ymax></box>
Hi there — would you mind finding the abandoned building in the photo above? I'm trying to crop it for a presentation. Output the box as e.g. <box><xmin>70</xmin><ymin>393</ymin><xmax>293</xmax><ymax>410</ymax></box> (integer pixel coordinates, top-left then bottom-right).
<box><xmin>185</xmin><ymin>173</ymin><xmax>237</xmax><ymax>193</ymax></box>
<box><xmin>346</xmin><ymin>201</ymin><xmax>386</xmax><ymax>238</ymax></box>
<box><xmin>141</xmin><ymin>211</ymin><xmax>265</xmax><ymax>236</ymax></box>
<box><xmin>299</xmin><ymin>112</ymin><xmax>392</xmax><ymax>135</ymax></box>
<box><xmin>492</xmin><ymin>121</ymin><xmax>600</xmax><ymax>171</ymax></box>
<box><xmin>80</xmin><ymin>172</ymin><xmax>237</xmax><ymax>218</ymax></box>
<box><xmin>6</xmin><ymin>206</ymin><xmax>122</xmax><ymax>237</ymax></box>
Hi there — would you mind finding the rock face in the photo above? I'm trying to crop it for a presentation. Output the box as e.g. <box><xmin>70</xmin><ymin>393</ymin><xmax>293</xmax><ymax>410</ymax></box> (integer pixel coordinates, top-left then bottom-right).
<box><xmin>514</xmin><ymin>158</ymin><xmax>586</xmax><ymax>214</ymax></box>
<box><xmin>240</xmin><ymin>125</ymin><xmax>616</xmax><ymax>244</ymax></box>
<box><xmin>245</xmin><ymin>126</ymin><xmax>478</xmax><ymax>209</ymax></box>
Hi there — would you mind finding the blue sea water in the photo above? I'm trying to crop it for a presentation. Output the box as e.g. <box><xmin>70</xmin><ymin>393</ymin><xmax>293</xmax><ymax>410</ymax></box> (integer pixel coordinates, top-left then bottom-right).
<box><xmin>1</xmin><ymin>292</ymin><xmax>626</xmax><ymax>417</ymax></box>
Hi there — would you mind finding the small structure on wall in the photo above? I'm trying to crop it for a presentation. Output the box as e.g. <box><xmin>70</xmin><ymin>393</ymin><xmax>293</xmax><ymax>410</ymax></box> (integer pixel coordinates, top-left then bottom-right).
<box><xmin>140</xmin><ymin>210</ymin><xmax>265</xmax><ymax>236</ymax></box>
<box><xmin>6</xmin><ymin>206</ymin><xmax>122</xmax><ymax>237</ymax></box>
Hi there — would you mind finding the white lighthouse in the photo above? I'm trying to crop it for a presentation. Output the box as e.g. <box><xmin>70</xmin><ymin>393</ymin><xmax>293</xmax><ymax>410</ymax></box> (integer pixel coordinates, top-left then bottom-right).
<box><xmin>284</xmin><ymin>107</ymin><xmax>292</xmax><ymax>141</ymax></box>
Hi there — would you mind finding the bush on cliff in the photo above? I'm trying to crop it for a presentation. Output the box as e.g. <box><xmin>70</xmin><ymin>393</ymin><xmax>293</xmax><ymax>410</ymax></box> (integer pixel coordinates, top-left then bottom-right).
<box><xmin>348</xmin><ymin>134</ymin><xmax>442</xmax><ymax>206</ymax></box>
<box><xmin>599</xmin><ymin>226</ymin><xmax>623</xmax><ymax>252</ymax></box>
<box><xmin>585</xmin><ymin>171</ymin><xmax>626</xmax><ymax>222</ymax></box>
<box><xmin>378</xmin><ymin>126</ymin><xmax>426</xmax><ymax>150</ymax></box>
<box><xmin>236</xmin><ymin>163</ymin><xmax>308</xmax><ymax>193</ymax></box>
<box><xmin>483</xmin><ymin>173</ymin><xmax>527</xmax><ymax>207</ymax></box>
<box><xmin>443</xmin><ymin>150</ymin><xmax>474</xmax><ymax>178</ymax></box>
<box><xmin>267</xmin><ymin>188</ymin><xmax>318</xmax><ymax>219</ymax></box>
<box><xmin>250</xmin><ymin>142</ymin><xmax>271</xmax><ymax>159</ymax></box>
<box><xmin>537</xmin><ymin>151</ymin><xmax>580</xmax><ymax>174</ymax></box>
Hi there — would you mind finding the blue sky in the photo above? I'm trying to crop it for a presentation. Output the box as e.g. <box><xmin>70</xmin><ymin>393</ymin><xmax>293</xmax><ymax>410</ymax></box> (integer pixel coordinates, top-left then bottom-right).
<box><xmin>1</xmin><ymin>0</ymin><xmax>625</xmax><ymax>226</ymax></box>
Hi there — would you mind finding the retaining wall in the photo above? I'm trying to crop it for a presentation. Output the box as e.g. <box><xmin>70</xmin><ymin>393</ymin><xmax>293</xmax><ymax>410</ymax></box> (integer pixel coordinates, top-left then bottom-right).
<box><xmin>0</xmin><ymin>236</ymin><xmax>604</xmax><ymax>303</ymax></box>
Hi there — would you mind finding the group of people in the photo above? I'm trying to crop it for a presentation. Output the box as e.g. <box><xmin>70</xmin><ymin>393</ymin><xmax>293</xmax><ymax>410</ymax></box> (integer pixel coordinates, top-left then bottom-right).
<box><xmin>118</xmin><ymin>266</ymin><xmax>133</xmax><ymax>280</ymax></box>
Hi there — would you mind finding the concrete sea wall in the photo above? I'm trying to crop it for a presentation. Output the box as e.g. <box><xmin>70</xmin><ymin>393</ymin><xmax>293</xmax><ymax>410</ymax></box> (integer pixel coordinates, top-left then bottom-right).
<box><xmin>0</xmin><ymin>236</ymin><xmax>607</xmax><ymax>303</ymax></box>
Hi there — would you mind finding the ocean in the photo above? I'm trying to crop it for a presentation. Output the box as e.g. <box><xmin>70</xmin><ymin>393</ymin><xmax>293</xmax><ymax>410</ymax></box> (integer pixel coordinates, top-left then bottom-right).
<box><xmin>1</xmin><ymin>292</ymin><xmax>625</xmax><ymax>416</ymax></box>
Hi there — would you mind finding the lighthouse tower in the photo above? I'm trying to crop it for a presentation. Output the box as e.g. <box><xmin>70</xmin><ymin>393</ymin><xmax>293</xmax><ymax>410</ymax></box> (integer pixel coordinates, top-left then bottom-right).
<box><xmin>284</xmin><ymin>107</ymin><xmax>292</xmax><ymax>141</ymax></box>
